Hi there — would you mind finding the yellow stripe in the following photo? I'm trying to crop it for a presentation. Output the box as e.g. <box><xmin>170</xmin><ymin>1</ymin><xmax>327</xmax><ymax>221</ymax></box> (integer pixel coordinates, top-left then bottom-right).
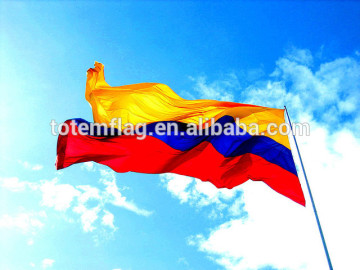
<box><xmin>86</xmin><ymin>62</ymin><xmax>291</xmax><ymax>149</ymax></box>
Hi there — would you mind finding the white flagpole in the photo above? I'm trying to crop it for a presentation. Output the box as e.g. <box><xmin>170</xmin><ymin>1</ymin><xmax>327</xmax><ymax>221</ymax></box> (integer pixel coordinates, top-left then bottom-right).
<box><xmin>284</xmin><ymin>106</ymin><xmax>333</xmax><ymax>270</ymax></box>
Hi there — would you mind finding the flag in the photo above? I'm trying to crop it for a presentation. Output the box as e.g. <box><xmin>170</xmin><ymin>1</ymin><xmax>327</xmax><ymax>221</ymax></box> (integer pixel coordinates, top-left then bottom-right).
<box><xmin>56</xmin><ymin>62</ymin><xmax>305</xmax><ymax>206</ymax></box>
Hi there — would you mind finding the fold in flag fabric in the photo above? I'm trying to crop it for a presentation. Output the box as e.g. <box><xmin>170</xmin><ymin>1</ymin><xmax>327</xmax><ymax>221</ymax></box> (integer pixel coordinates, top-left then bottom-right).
<box><xmin>56</xmin><ymin>62</ymin><xmax>305</xmax><ymax>206</ymax></box>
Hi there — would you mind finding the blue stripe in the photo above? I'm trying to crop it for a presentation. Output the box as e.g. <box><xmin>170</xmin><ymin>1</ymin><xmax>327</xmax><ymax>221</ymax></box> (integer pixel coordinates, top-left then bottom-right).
<box><xmin>71</xmin><ymin>116</ymin><xmax>297</xmax><ymax>176</ymax></box>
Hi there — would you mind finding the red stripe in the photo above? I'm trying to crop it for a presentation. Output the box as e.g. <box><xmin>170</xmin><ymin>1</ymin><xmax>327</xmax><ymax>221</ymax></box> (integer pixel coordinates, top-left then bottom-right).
<box><xmin>56</xmin><ymin>123</ymin><xmax>305</xmax><ymax>206</ymax></box>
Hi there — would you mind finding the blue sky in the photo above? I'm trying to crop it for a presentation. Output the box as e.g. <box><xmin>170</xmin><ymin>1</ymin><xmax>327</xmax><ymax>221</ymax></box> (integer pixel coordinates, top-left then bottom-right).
<box><xmin>1</xmin><ymin>1</ymin><xmax>360</xmax><ymax>270</ymax></box>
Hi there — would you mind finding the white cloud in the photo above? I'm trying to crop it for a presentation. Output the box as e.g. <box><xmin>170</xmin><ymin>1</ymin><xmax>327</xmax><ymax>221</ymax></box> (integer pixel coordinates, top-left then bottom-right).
<box><xmin>160</xmin><ymin>173</ymin><xmax>193</xmax><ymax>203</ymax></box>
<box><xmin>81</xmin><ymin>161</ymin><xmax>96</xmax><ymax>172</ymax></box>
<box><xmin>42</xmin><ymin>258</ymin><xmax>55</xmax><ymax>269</ymax></box>
<box><xmin>293</xmin><ymin>123</ymin><xmax>360</xmax><ymax>270</ymax></box>
<box><xmin>40</xmin><ymin>179</ymin><xmax>80</xmax><ymax>211</ymax></box>
<box><xmin>0</xmin><ymin>177</ymin><xmax>26</xmax><ymax>192</ymax></box>
<box><xmin>178</xmin><ymin>257</ymin><xmax>189</xmax><ymax>266</ymax></box>
<box><xmin>285</xmin><ymin>47</ymin><xmax>314</xmax><ymax>66</ymax></box>
<box><xmin>189</xmin><ymin>182</ymin><xmax>326</xmax><ymax>270</ymax></box>
<box><xmin>102</xmin><ymin>210</ymin><xmax>116</xmax><ymax>230</ymax></box>
<box><xmin>1</xmin><ymin>168</ymin><xmax>152</xmax><ymax>234</ymax></box>
<box><xmin>32</xmin><ymin>164</ymin><xmax>44</xmax><ymax>171</ymax></box>
<box><xmin>0</xmin><ymin>211</ymin><xmax>46</xmax><ymax>233</ymax></box>
<box><xmin>19</xmin><ymin>160</ymin><xmax>43</xmax><ymax>171</ymax></box>
<box><xmin>188</xmin><ymin>74</ymin><xmax>237</xmax><ymax>102</ymax></box>
<box><xmin>73</xmin><ymin>204</ymin><xmax>100</xmax><ymax>232</ymax></box>
<box><xmin>247</xmin><ymin>52</ymin><xmax>360</xmax><ymax>131</ymax></box>
<box><xmin>160</xmin><ymin>173</ymin><xmax>243</xmax><ymax>219</ymax></box>
<box><xmin>100</xmin><ymin>169</ymin><xmax>153</xmax><ymax>217</ymax></box>
<box><xmin>227</xmin><ymin>197</ymin><xmax>244</xmax><ymax>217</ymax></box>
<box><xmin>71</xmin><ymin>185</ymin><xmax>101</xmax><ymax>232</ymax></box>
<box><xmin>76</xmin><ymin>185</ymin><xmax>101</xmax><ymax>204</ymax></box>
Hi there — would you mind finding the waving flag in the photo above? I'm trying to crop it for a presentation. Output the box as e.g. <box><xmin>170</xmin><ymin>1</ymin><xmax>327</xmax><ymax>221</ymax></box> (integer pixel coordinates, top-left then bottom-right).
<box><xmin>56</xmin><ymin>62</ymin><xmax>305</xmax><ymax>206</ymax></box>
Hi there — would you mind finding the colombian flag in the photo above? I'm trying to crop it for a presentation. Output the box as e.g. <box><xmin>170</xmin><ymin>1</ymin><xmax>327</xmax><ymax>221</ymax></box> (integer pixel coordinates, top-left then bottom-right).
<box><xmin>56</xmin><ymin>62</ymin><xmax>305</xmax><ymax>206</ymax></box>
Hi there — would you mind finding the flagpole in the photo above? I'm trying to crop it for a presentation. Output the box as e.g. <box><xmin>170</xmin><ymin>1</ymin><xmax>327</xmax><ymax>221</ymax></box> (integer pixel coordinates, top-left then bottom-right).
<box><xmin>284</xmin><ymin>106</ymin><xmax>333</xmax><ymax>270</ymax></box>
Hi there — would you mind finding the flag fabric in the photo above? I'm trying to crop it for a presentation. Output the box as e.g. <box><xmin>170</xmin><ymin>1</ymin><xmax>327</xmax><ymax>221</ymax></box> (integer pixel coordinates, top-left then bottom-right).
<box><xmin>56</xmin><ymin>62</ymin><xmax>305</xmax><ymax>206</ymax></box>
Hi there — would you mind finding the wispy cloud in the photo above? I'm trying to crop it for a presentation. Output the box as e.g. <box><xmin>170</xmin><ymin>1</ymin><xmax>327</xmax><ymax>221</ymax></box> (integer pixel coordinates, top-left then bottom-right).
<box><xmin>177</xmin><ymin>257</ymin><xmax>189</xmax><ymax>266</ymax></box>
<box><xmin>81</xmin><ymin>161</ymin><xmax>96</xmax><ymax>172</ymax></box>
<box><xmin>18</xmin><ymin>160</ymin><xmax>44</xmax><ymax>171</ymax></box>
<box><xmin>101</xmin><ymin>210</ymin><xmax>116</xmax><ymax>230</ymax></box>
<box><xmin>0</xmin><ymin>176</ymin><xmax>27</xmax><ymax>192</ymax></box>
<box><xmin>73</xmin><ymin>204</ymin><xmax>101</xmax><ymax>233</ymax></box>
<box><xmin>187</xmin><ymin>74</ymin><xmax>238</xmax><ymax>102</ymax></box>
<box><xmin>0</xmin><ymin>211</ymin><xmax>46</xmax><ymax>233</ymax></box>
<box><xmin>41</xmin><ymin>258</ymin><xmax>55</xmax><ymax>269</ymax></box>
<box><xmin>160</xmin><ymin>174</ymin><xmax>243</xmax><ymax>219</ymax></box>
<box><xmin>285</xmin><ymin>46</ymin><xmax>314</xmax><ymax>66</ymax></box>
<box><xmin>1</xmin><ymin>168</ymin><xmax>152</xmax><ymax>234</ymax></box>
<box><xmin>244</xmin><ymin>48</ymin><xmax>360</xmax><ymax>131</ymax></box>
<box><xmin>40</xmin><ymin>179</ymin><xmax>80</xmax><ymax>211</ymax></box>
<box><xmin>99</xmin><ymin>169</ymin><xmax>153</xmax><ymax>217</ymax></box>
